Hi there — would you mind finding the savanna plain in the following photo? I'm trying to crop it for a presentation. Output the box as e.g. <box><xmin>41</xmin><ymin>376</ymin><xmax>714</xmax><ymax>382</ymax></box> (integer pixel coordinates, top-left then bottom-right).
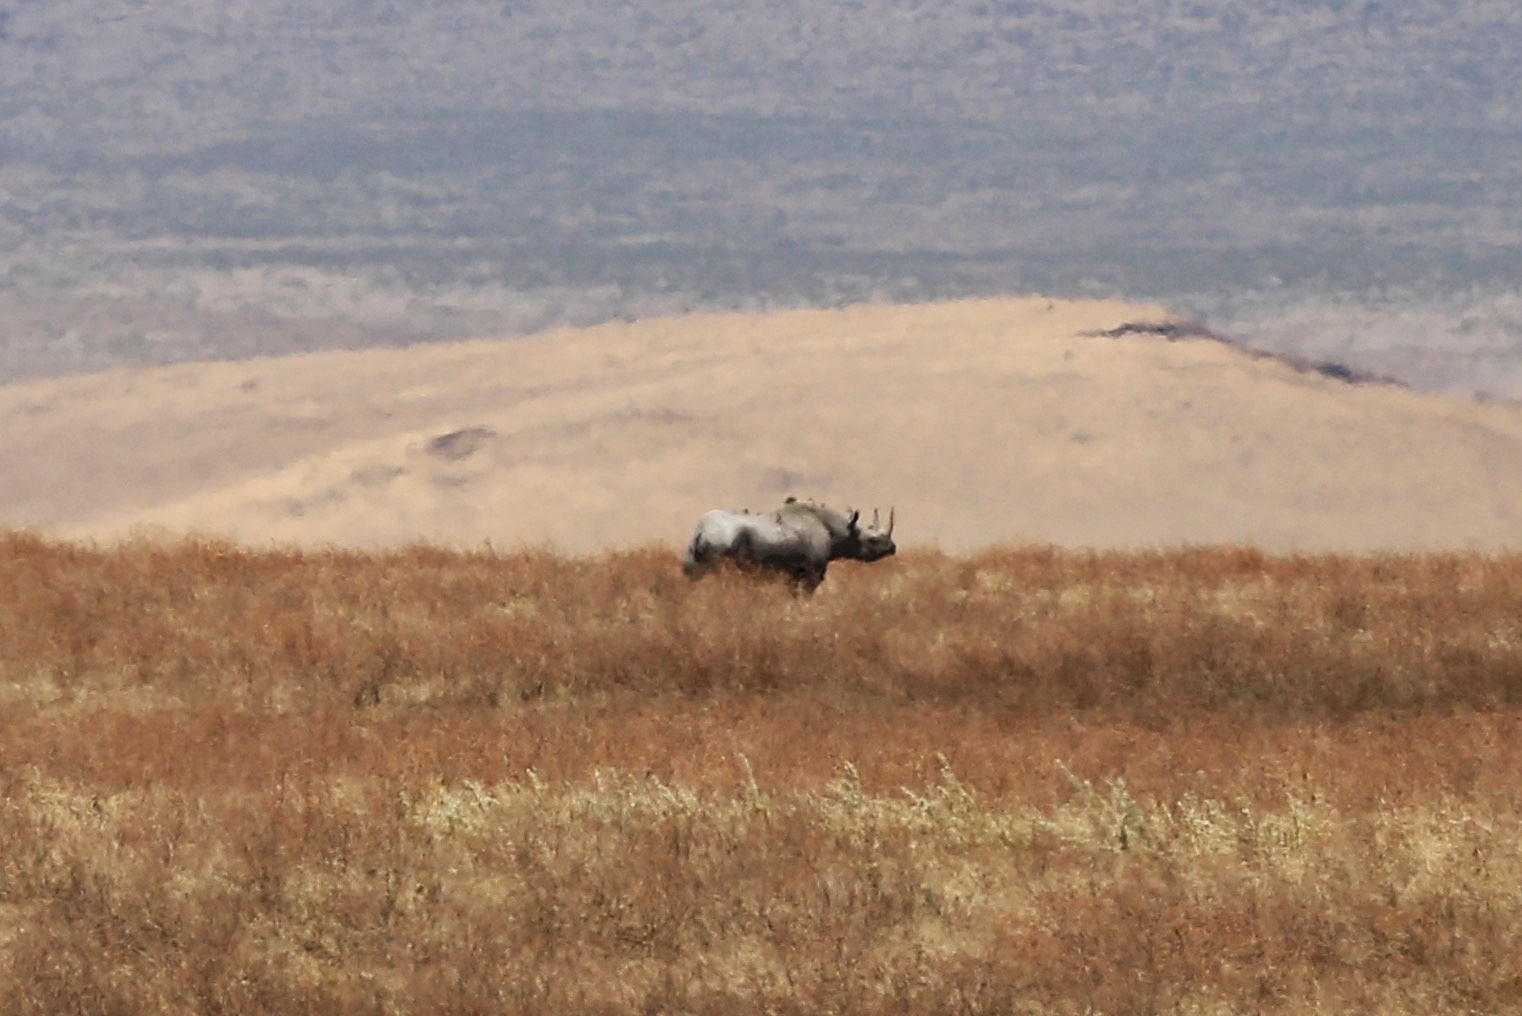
<box><xmin>3</xmin><ymin>533</ymin><xmax>1521</xmax><ymax>1014</ymax></box>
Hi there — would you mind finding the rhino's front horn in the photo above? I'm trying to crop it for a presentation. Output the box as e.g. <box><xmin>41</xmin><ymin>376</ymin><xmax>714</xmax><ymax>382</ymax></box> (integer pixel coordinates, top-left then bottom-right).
<box><xmin>887</xmin><ymin>506</ymin><xmax>895</xmax><ymax>536</ymax></box>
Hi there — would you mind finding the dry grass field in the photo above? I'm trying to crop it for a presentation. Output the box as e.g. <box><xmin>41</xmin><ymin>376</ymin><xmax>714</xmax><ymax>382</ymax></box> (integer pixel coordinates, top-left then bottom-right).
<box><xmin>4</xmin><ymin>532</ymin><xmax>1521</xmax><ymax>1014</ymax></box>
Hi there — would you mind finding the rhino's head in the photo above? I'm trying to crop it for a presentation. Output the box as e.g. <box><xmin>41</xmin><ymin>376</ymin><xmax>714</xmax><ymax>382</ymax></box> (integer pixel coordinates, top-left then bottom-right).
<box><xmin>848</xmin><ymin>507</ymin><xmax>896</xmax><ymax>562</ymax></box>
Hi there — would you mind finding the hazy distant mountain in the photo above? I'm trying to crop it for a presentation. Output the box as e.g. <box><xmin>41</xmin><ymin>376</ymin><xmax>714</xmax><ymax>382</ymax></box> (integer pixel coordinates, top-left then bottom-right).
<box><xmin>1</xmin><ymin>1</ymin><xmax>1519</xmax><ymax>393</ymax></box>
<box><xmin>8</xmin><ymin>298</ymin><xmax>1522</xmax><ymax>553</ymax></box>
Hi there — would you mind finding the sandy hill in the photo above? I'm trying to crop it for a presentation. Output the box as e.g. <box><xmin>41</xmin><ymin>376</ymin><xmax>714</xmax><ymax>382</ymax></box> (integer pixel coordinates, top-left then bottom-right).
<box><xmin>3</xmin><ymin>296</ymin><xmax>1522</xmax><ymax>555</ymax></box>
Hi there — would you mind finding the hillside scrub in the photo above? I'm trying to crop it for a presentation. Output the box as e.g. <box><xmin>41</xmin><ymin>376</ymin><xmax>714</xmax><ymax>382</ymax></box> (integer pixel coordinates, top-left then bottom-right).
<box><xmin>2</xmin><ymin>533</ymin><xmax>1522</xmax><ymax>1014</ymax></box>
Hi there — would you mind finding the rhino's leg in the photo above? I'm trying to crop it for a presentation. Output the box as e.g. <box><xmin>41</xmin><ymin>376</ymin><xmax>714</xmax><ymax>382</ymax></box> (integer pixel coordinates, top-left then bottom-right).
<box><xmin>792</xmin><ymin>562</ymin><xmax>825</xmax><ymax>596</ymax></box>
<box><xmin>731</xmin><ymin>529</ymin><xmax>756</xmax><ymax>567</ymax></box>
<box><xmin>683</xmin><ymin>532</ymin><xmax>717</xmax><ymax>578</ymax></box>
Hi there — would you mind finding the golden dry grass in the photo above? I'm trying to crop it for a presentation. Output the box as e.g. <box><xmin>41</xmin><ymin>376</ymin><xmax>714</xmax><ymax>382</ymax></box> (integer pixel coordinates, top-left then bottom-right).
<box><xmin>3</xmin><ymin>533</ymin><xmax>1522</xmax><ymax>1014</ymax></box>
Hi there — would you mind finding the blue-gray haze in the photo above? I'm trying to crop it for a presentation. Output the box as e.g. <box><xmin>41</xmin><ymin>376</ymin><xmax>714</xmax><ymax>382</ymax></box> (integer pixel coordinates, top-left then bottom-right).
<box><xmin>1</xmin><ymin>0</ymin><xmax>1518</xmax><ymax>395</ymax></box>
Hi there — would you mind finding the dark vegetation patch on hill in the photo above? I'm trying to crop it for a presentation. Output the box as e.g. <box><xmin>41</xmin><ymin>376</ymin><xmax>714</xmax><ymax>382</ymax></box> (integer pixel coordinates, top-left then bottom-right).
<box><xmin>1090</xmin><ymin>318</ymin><xmax>1406</xmax><ymax>387</ymax></box>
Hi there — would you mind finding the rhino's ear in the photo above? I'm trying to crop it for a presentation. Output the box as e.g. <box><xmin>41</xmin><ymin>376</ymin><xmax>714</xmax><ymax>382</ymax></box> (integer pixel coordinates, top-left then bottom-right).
<box><xmin>848</xmin><ymin>509</ymin><xmax>860</xmax><ymax>531</ymax></box>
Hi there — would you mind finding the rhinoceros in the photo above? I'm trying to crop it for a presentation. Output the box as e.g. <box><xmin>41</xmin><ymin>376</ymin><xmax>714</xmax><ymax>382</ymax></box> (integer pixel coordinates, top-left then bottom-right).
<box><xmin>682</xmin><ymin>497</ymin><xmax>896</xmax><ymax>593</ymax></box>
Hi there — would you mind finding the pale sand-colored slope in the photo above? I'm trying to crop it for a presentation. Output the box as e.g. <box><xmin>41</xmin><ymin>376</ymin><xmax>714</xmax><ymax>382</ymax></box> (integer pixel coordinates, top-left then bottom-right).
<box><xmin>3</xmin><ymin>296</ymin><xmax>1522</xmax><ymax>553</ymax></box>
